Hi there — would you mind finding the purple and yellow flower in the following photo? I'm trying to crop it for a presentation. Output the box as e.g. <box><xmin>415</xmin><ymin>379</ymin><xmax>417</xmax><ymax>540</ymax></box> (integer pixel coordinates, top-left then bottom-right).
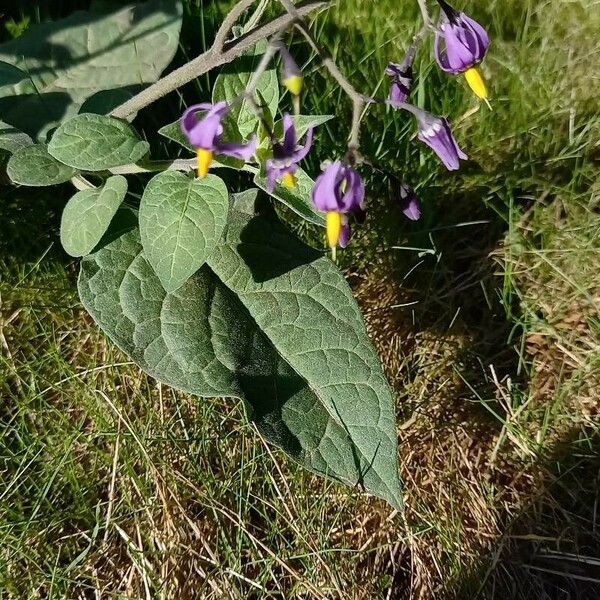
<box><xmin>311</xmin><ymin>161</ymin><xmax>365</xmax><ymax>248</ymax></box>
<box><xmin>279</xmin><ymin>46</ymin><xmax>303</xmax><ymax>98</ymax></box>
<box><xmin>266</xmin><ymin>113</ymin><xmax>313</xmax><ymax>192</ymax></box>
<box><xmin>181</xmin><ymin>101</ymin><xmax>256</xmax><ymax>178</ymax></box>
<box><xmin>434</xmin><ymin>0</ymin><xmax>490</xmax><ymax>100</ymax></box>
<box><xmin>385</xmin><ymin>45</ymin><xmax>416</xmax><ymax>106</ymax></box>
<box><xmin>414</xmin><ymin>109</ymin><xmax>467</xmax><ymax>171</ymax></box>
<box><xmin>397</xmin><ymin>184</ymin><xmax>421</xmax><ymax>221</ymax></box>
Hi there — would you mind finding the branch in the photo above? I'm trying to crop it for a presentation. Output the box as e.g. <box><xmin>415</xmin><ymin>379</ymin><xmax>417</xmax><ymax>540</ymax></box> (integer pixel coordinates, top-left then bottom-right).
<box><xmin>278</xmin><ymin>0</ymin><xmax>365</xmax><ymax>158</ymax></box>
<box><xmin>110</xmin><ymin>0</ymin><xmax>328</xmax><ymax>120</ymax></box>
<box><xmin>213</xmin><ymin>0</ymin><xmax>256</xmax><ymax>54</ymax></box>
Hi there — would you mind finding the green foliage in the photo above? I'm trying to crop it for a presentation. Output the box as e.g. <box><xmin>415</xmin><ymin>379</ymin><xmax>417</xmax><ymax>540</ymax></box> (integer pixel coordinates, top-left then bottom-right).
<box><xmin>254</xmin><ymin>167</ymin><xmax>324</xmax><ymax>226</ymax></box>
<box><xmin>60</xmin><ymin>175</ymin><xmax>128</xmax><ymax>257</ymax></box>
<box><xmin>48</xmin><ymin>114</ymin><xmax>149</xmax><ymax>171</ymax></box>
<box><xmin>7</xmin><ymin>144</ymin><xmax>78</xmax><ymax>186</ymax></box>
<box><xmin>212</xmin><ymin>39</ymin><xmax>280</xmax><ymax>140</ymax></box>
<box><xmin>80</xmin><ymin>89</ymin><xmax>136</xmax><ymax>119</ymax></box>
<box><xmin>272</xmin><ymin>114</ymin><xmax>334</xmax><ymax>139</ymax></box>
<box><xmin>0</xmin><ymin>0</ymin><xmax>182</xmax><ymax>138</ymax></box>
<box><xmin>79</xmin><ymin>197</ymin><xmax>401</xmax><ymax>507</ymax></box>
<box><xmin>0</xmin><ymin>120</ymin><xmax>32</xmax><ymax>153</ymax></box>
<box><xmin>139</xmin><ymin>172</ymin><xmax>229</xmax><ymax>293</ymax></box>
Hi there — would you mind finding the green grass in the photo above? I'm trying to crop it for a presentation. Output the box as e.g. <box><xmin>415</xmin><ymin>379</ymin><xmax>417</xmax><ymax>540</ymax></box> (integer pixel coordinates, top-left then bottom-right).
<box><xmin>2</xmin><ymin>0</ymin><xmax>600</xmax><ymax>598</ymax></box>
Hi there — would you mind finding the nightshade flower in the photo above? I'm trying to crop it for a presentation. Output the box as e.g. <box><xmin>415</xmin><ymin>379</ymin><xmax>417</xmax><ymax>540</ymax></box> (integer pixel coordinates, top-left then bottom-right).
<box><xmin>414</xmin><ymin>109</ymin><xmax>467</xmax><ymax>171</ymax></box>
<box><xmin>311</xmin><ymin>161</ymin><xmax>365</xmax><ymax>248</ymax></box>
<box><xmin>265</xmin><ymin>113</ymin><xmax>313</xmax><ymax>192</ymax></box>
<box><xmin>385</xmin><ymin>45</ymin><xmax>416</xmax><ymax>105</ymax></box>
<box><xmin>434</xmin><ymin>0</ymin><xmax>490</xmax><ymax>100</ymax></box>
<box><xmin>397</xmin><ymin>184</ymin><xmax>421</xmax><ymax>221</ymax></box>
<box><xmin>279</xmin><ymin>46</ymin><xmax>303</xmax><ymax>98</ymax></box>
<box><xmin>181</xmin><ymin>102</ymin><xmax>256</xmax><ymax>178</ymax></box>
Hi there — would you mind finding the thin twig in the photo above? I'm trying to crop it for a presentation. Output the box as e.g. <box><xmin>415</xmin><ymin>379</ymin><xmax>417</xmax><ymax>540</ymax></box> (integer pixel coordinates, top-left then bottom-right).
<box><xmin>110</xmin><ymin>0</ymin><xmax>327</xmax><ymax>120</ymax></box>
<box><xmin>278</xmin><ymin>0</ymin><xmax>366</xmax><ymax>159</ymax></box>
<box><xmin>213</xmin><ymin>0</ymin><xmax>257</xmax><ymax>54</ymax></box>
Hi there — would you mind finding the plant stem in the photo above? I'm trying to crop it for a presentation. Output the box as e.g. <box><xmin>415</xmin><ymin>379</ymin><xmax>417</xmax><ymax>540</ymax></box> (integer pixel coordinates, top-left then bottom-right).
<box><xmin>109</xmin><ymin>0</ymin><xmax>327</xmax><ymax>120</ymax></box>
<box><xmin>278</xmin><ymin>0</ymin><xmax>366</xmax><ymax>159</ymax></box>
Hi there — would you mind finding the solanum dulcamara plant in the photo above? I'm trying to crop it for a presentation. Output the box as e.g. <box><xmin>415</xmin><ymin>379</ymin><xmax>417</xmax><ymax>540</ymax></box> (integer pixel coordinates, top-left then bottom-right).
<box><xmin>2</xmin><ymin>0</ymin><xmax>490</xmax><ymax>509</ymax></box>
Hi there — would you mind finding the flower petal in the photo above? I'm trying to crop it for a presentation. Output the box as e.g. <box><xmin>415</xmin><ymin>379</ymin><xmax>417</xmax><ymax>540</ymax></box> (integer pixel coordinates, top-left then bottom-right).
<box><xmin>312</xmin><ymin>161</ymin><xmax>344</xmax><ymax>212</ymax></box>
<box><xmin>216</xmin><ymin>135</ymin><xmax>257</xmax><ymax>160</ymax></box>
<box><xmin>290</xmin><ymin>126</ymin><xmax>313</xmax><ymax>162</ymax></box>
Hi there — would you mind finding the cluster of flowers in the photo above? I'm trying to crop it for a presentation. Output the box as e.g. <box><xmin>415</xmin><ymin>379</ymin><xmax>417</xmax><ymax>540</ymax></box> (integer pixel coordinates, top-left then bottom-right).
<box><xmin>181</xmin><ymin>0</ymin><xmax>489</xmax><ymax>249</ymax></box>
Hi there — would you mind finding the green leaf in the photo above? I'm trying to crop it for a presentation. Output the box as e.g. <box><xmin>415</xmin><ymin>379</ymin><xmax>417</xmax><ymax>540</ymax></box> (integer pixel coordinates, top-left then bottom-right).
<box><xmin>78</xmin><ymin>197</ymin><xmax>401</xmax><ymax>508</ymax></box>
<box><xmin>272</xmin><ymin>114</ymin><xmax>334</xmax><ymax>140</ymax></box>
<box><xmin>139</xmin><ymin>172</ymin><xmax>229</xmax><ymax>293</ymax></box>
<box><xmin>0</xmin><ymin>0</ymin><xmax>182</xmax><ymax>138</ymax></box>
<box><xmin>0</xmin><ymin>120</ymin><xmax>33</xmax><ymax>153</ymax></box>
<box><xmin>80</xmin><ymin>89</ymin><xmax>137</xmax><ymax>120</ymax></box>
<box><xmin>60</xmin><ymin>175</ymin><xmax>128</xmax><ymax>257</ymax></box>
<box><xmin>212</xmin><ymin>39</ymin><xmax>279</xmax><ymax>140</ymax></box>
<box><xmin>48</xmin><ymin>113</ymin><xmax>149</xmax><ymax>171</ymax></box>
<box><xmin>254</xmin><ymin>167</ymin><xmax>324</xmax><ymax>226</ymax></box>
<box><xmin>7</xmin><ymin>144</ymin><xmax>78</xmax><ymax>186</ymax></box>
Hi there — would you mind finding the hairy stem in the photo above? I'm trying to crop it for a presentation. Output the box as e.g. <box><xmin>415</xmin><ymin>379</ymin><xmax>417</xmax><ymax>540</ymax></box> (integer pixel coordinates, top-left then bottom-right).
<box><xmin>109</xmin><ymin>0</ymin><xmax>327</xmax><ymax>120</ymax></box>
<box><xmin>213</xmin><ymin>0</ymin><xmax>257</xmax><ymax>54</ymax></box>
<box><xmin>278</xmin><ymin>0</ymin><xmax>366</xmax><ymax>158</ymax></box>
<box><xmin>416</xmin><ymin>0</ymin><xmax>432</xmax><ymax>28</ymax></box>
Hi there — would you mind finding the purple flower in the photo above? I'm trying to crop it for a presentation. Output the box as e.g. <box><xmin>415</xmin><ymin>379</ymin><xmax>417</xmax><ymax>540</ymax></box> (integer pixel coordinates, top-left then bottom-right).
<box><xmin>338</xmin><ymin>217</ymin><xmax>351</xmax><ymax>248</ymax></box>
<box><xmin>181</xmin><ymin>102</ymin><xmax>257</xmax><ymax>177</ymax></box>
<box><xmin>398</xmin><ymin>184</ymin><xmax>421</xmax><ymax>221</ymax></box>
<box><xmin>265</xmin><ymin>114</ymin><xmax>313</xmax><ymax>192</ymax></box>
<box><xmin>311</xmin><ymin>161</ymin><xmax>365</xmax><ymax>248</ymax></box>
<box><xmin>415</xmin><ymin>110</ymin><xmax>467</xmax><ymax>171</ymax></box>
<box><xmin>385</xmin><ymin>45</ymin><xmax>416</xmax><ymax>106</ymax></box>
<box><xmin>434</xmin><ymin>0</ymin><xmax>490</xmax><ymax>99</ymax></box>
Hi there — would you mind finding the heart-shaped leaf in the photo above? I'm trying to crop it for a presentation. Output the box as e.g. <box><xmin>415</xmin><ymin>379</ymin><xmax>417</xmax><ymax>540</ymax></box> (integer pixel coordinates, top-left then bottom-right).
<box><xmin>7</xmin><ymin>144</ymin><xmax>78</xmax><ymax>186</ymax></box>
<box><xmin>48</xmin><ymin>113</ymin><xmax>149</xmax><ymax>171</ymax></box>
<box><xmin>60</xmin><ymin>175</ymin><xmax>128</xmax><ymax>257</ymax></box>
<box><xmin>139</xmin><ymin>172</ymin><xmax>229</xmax><ymax>292</ymax></box>
<box><xmin>78</xmin><ymin>196</ymin><xmax>401</xmax><ymax>508</ymax></box>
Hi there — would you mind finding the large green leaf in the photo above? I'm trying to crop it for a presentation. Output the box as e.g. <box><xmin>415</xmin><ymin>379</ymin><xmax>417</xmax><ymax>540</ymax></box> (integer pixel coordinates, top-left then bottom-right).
<box><xmin>212</xmin><ymin>39</ymin><xmax>279</xmax><ymax>140</ymax></box>
<box><xmin>7</xmin><ymin>144</ymin><xmax>78</xmax><ymax>186</ymax></box>
<box><xmin>254</xmin><ymin>167</ymin><xmax>324</xmax><ymax>226</ymax></box>
<box><xmin>78</xmin><ymin>197</ymin><xmax>401</xmax><ymax>508</ymax></box>
<box><xmin>60</xmin><ymin>175</ymin><xmax>128</xmax><ymax>257</ymax></box>
<box><xmin>0</xmin><ymin>0</ymin><xmax>182</xmax><ymax>138</ymax></box>
<box><xmin>48</xmin><ymin>113</ymin><xmax>149</xmax><ymax>171</ymax></box>
<box><xmin>139</xmin><ymin>172</ymin><xmax>229</xmax><ymax>293</ymax></box>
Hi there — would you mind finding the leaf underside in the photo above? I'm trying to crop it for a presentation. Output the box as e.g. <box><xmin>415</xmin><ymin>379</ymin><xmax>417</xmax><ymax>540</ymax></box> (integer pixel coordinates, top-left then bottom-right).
<box><xmin>78</xmin><ymin>199</ymin><xmax>401</xmax><ymax>508</ymax></box>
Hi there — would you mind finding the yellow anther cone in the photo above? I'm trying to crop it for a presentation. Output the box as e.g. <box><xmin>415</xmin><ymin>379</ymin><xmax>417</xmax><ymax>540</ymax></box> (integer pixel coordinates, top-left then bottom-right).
<box><xmin>283</xmin><ymin>75</ymin><xmax>303</xmax><ymax>97</ymax></box>
<box><xmin>464</xmin><ymin>67</ymin><xmax>488</xmax><ymax>101</ymax></box>
<box><xmin>282</xmin><ymin>172</ymin><xmax>296</xmax><ymax>188</ymax></box>
<box><xmin>326</xmin><ymin>211</ymin><xmax>342</xmax><ymax>248</ymax></box>
<box><xmin>196</xmin><ymin>148</ymin><xmax>213</xmax><ymax>178</ymax></box>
